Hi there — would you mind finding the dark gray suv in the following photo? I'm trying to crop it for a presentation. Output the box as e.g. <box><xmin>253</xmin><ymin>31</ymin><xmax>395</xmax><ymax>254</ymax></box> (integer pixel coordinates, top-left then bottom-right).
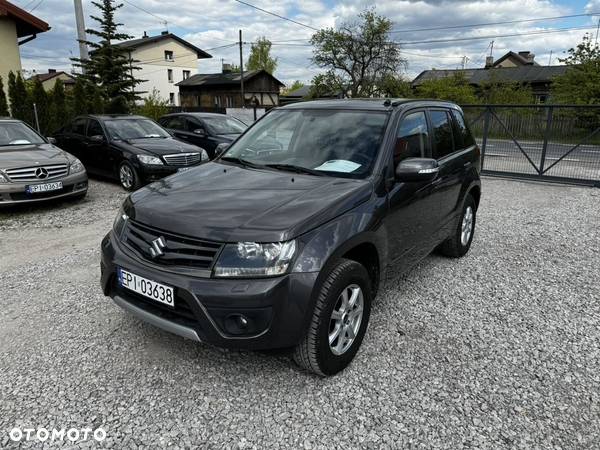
<box><xmin>101</xmin><ymin>99</ymin><xmax>481</xmax><ymax>376</ymax></box>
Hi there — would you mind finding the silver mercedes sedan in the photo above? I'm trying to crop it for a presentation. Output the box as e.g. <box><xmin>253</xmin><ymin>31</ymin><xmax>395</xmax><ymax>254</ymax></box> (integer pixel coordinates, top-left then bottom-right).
<box><xmin>0</xmin><ymin>118</ymin><xmax>88</xmax><ymax>206</ymax></box>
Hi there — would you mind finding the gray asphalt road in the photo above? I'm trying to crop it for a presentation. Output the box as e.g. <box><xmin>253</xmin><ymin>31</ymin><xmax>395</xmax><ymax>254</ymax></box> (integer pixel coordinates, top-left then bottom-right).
<box><xmin>1</xmin><ymin>178</ymin><xmax>599</xmax><ymax>449</ymax></box>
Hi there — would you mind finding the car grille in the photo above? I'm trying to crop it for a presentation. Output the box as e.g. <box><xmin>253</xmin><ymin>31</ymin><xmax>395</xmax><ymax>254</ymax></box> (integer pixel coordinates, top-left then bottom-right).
<box><xmin>163</xmin><ymin>153</ymin><xmax>201</xmax><ymax>166</ymax></box>
<box><xmin>5</xmin><ymin>164</ymin><xmax>69</xmax><ymax>182</ymax></box>
<box><xmin>123</xmin><ymin>220</ymin><xmax>222</xmax><ymax>269</ymax></box>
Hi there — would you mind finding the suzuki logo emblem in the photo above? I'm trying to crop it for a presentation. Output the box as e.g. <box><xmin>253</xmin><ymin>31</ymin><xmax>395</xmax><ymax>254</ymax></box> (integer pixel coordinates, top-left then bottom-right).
<box><xmin>149</xmin><ymin>236</ymin><xmax>166</xmax><ymax>258</ymax></box>
<box><xmin>35</xmin><ymin>167</ymin><xmax>49</xmax><ymax>179</ymax></box>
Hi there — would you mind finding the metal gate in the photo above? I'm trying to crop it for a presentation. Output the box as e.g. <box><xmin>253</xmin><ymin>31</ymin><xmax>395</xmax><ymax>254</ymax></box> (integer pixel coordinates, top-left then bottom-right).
<box><xmin>462</xmin><ymin>105</ymin><xmax>600</xmax><ymax>187</ymax></box>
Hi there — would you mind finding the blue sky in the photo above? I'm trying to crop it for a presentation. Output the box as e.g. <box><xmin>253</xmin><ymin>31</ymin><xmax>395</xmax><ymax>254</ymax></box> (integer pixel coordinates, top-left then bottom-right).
<box><xmin>13</xmin><ymin>0</ymin><xmax>600</xmax><ymax>87</ymax></box>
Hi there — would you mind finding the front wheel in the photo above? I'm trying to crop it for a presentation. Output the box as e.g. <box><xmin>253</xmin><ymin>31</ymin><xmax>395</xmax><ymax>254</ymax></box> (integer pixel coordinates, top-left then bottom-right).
<box><xmin>293</xmin><ymin>259</ymin><xmax>372</xmax><ymax>376</ymax></box>
<box><xmin>439</xmin><ymin>194</ymin><xmax>476</xmax><ymax>258</ymax></box>
<box><xmin>118</xmin><ymin>161</ymin><xmax>141</xmax><ymax>191</ymax></box>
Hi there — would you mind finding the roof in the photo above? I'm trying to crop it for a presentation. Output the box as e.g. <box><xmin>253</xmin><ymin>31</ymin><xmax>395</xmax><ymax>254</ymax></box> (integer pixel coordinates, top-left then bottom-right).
<box><xmin>281</xmin><ymin>98</ymin><xmax>459</xmax><ymax>111</ymax></box>
<box><xmin>493</xmin><ymin>51</ymin><xmax>539</xmax><ymax>67</ymax></box>
<box><xmin>114</xmin><ymin>33</ymin><xmax>212</xmax><ymax>59</ymax></box>
<box><xmin>284</xmin><ymin>85</ymin><xmax>312</xmax><ymax>98</ymax></box>
<box><xmin>411</xmin><ymin>65</ymin><xmax>569</xmax><ymax>87</ymax></box>
<box><xmin>29</xmin><ymin>71</ymin><xmax>75</xmax><ymax>84</ymax></box>
<box><xmin>0</xmin><ymin>0</ymin><xmax>50</xmax><ymax>38</ymax></box>
<box><xmin>176</xmin><ymin>69</ymin><xmax>285</xmax><ymax>88</ymax></box>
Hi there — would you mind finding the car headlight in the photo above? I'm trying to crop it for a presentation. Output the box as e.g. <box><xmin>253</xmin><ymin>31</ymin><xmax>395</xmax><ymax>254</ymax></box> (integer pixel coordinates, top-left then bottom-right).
<box><xmin>113</xmin><ymin>207</ymin><xmax>129</xmax><ymax>238</ymax></box>
<box><xmin>69</xmin><ymin>158</ymin><xmax>85</xmax><ymax>173</ymax></box>
<box><xmin>200</xmin><ymin>149</ymin><xmax>209</xmax><ymax>161</ymax></box>
<box><xmin>0</xmin><ymin>172</ymin><xmax>8</xmax><ymax>183</ymax></box>
<box><xmin>137</xmin><ymin>154</ymin><xmax>163</xmax><ymax>165</ymax></box>
<box><xmin>213</xmin><ymin>240</ymin><xmax>296</xmax><ymax>278</ymax></box>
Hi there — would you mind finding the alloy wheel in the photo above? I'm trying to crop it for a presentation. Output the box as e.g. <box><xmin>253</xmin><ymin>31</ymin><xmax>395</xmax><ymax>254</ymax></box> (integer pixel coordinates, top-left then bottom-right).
<box><xmin>119</xmin><ymin>164</ymin><xmax>134</xmax><ymax>190</ymax></box>
<box><xmin>461</xmin><ymin>206</ymin><xmax>474</xmax><ymax>246</ymax></box>
<box><xmin>328</xmin><ymin>284</ymin><xmax>364</xmax><ymax>356</ymax></box>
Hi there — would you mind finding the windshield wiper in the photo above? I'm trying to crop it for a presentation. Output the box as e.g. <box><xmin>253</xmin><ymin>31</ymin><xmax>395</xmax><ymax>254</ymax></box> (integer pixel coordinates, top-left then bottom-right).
<box><xmin>220</xmin><ymin>156</ymin><xmax>265</xmax><ymax>169</ymax></box>
<box><xmin>264</xmin><ymin>163</ymin><xmax>326</xmax><ymax>177</ymax></box>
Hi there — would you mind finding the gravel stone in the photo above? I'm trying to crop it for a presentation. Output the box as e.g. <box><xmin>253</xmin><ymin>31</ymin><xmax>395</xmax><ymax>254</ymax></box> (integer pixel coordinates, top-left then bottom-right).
<box><xmin>1</xmin><ymin>177</ymin><xmax>599</xmax><ymax>448</ymax></box>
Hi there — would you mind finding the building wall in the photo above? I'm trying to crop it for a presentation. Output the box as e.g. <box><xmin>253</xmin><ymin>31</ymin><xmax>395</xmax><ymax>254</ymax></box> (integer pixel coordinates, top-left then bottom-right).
<box><xmin>128</xmin><ymin>38</ymin><xmax>199</xmax><ymax>106</ymax></box>
<box><xmin>0</xmin><ymin>18</ymin><xmax>22</xmax><ymax>100</ymax></box>
<box><xmin>40</xmin><ymin>73</ymin><xmax>74</xmax><ymax>91</ymax></box>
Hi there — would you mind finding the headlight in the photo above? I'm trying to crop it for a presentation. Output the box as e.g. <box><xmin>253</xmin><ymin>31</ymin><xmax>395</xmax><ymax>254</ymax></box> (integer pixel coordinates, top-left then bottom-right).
<box><xmin>69</xmin><ymin>158</ymin><xmax>85</xmax><ymax>173</ymax></box>
<box><xmin>137</xmin><ymin>154</ymin><xmax>163</xmax><ymax>165</ymax></box>
<box><xmin>113</xmin><ymin>207</ymin><xmax>129</xmax><ymax>238</ymax></box>
<box><xmin>213</xmin><ymin>240</ymin><xmax>296</xmax><ymax>278</ymax></box>
<box><xmin>0</xmin><ymin>172</ymin><xmax>8</xmax><ymax>183</ymax></box>
<box><xmin>200</xmin><ymin>150</ymin><xmax>209</xmax><ymax>161</ymax></box>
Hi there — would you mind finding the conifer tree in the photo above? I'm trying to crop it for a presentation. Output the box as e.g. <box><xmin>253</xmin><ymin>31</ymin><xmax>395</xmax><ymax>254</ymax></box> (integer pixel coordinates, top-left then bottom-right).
<box><xmin>0</xmin><ymin>77</ymin><xmax>8</xmax><ymax>116</ymax></box>
<box><xmin>49</xmin><ymin>79</ymin><xmax>67</xmax><ymax>132</ymax></box>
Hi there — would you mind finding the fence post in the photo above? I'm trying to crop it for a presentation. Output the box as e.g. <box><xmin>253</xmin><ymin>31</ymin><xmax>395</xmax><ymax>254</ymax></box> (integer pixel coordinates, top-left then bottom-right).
<box><xmin>539</xmin><ymin>106</ymin><xmax>554</xmax><ymax>175</ymax></box>
<box><xmin>480</xmin><ymin>106</ymin><xmax>491</xmax><ymax>170</ymax></box>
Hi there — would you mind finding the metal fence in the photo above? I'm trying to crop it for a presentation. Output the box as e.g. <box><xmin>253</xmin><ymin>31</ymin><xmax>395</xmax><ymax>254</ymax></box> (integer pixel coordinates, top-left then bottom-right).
<box><xmin>462</xmin><ymin>105</ymin><xmax>600</xmax><ymax>187</ymax></box>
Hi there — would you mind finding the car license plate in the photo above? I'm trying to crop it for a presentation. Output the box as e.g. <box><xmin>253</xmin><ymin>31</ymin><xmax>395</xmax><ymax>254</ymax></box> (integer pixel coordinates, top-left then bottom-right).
<box><xmin>177</xmin><ymin>167</ymin><xmax>190</xmax><ymax>173</ymax></box>
<box><xmin>118</xmin><ymin>268</ymin><xmax>175</xmax><ymax>307</ymax></box>
<box><xmin>26</xmin><ymin>181</ymin><xmax>63</xmax><ymax>194</ymax></box>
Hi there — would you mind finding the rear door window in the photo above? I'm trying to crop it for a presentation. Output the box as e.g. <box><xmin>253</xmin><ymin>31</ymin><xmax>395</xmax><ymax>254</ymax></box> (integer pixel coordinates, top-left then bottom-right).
<box><xmin>394</xmin><ymin>111</ymin><xmax>430</xmax><ymax>166</ymax></box>
<box><xmin>164</xmin><ymin>116</ymin><xmax>186</xmax><ymax>130</ymax></box>
<box><xmin>451</xmin><ymin>110</ymin><xmax>475</xmax><ymax>150</ymax></box>
<box><xmin>86</xmin><ymin>119</ymin><xmax>104</xmax><ymax>138</ymax></box>
<box><xmin>430</xmin><ymin>110</ymin><xmax>454</xmax><ymax>159</ymax></box>
<box><xmin>72</xmin><ymin>118</ymin><xmax>87</xmax><ymax>136</ymax></box>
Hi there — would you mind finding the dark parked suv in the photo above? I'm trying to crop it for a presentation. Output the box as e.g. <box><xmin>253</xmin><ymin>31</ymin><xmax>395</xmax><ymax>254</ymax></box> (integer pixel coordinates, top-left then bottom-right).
<box><xmin>101</xmin><ymin>99</ymin><xmax>481</xmax><ymax>376</ymax></box>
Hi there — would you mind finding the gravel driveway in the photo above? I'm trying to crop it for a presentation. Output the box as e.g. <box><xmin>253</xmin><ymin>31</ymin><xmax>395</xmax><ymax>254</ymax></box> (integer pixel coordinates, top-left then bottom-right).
<box><xmin>1</xmin><ymin>178</ymin><xmax>599</xmax><ymax>449</ymax></box>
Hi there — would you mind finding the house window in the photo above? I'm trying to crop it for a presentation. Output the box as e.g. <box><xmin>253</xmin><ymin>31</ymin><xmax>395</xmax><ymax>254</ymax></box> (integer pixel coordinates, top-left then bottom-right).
<box><xmin>169</xmin><ymin>93</ymin><xmax>175</xmax><ymax>105</ymax></box>
<box><xmin>167</xmin><ymin>69</ymin><xmax>173</xmax><ymax>83</ymax></box>
<box><xmin>226</xmin><ymin>96</ymin><xmax>234</xmax><ymax>108</ymax></box>
<box><xmin>214</xmin><ymin>96</ymin><xmax>221</xmax><ymax>107</ymax></box>
<box><xmin>183</xmin><ymin>70</ymin><xmax>190</xmax><ymax>80</ymax></box>
<box><xmin>164</xmin><ymin>50</ymin><xmax>173</xmax><ymax>61</ymax></box>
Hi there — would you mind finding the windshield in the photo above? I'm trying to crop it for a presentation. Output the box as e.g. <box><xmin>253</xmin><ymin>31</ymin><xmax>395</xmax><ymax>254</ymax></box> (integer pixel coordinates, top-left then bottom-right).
<box><xmin>202</xmin><ymin>116</ymin><xmax>247</xmax><ymax>135</ymax></box>
<box><xmin>222</xmin><ymin>109</ymin><xmax>388</xmax><ymax>178</ymax></box>
<box><xmin>0</xmin><ymin>122</ymin><xmax>45</xmax><ymax>146</ymax></box>
<box><xmin>105</xmin><ymin>119</ymin><xmax>171</xmax><ymax>140</ymax></box>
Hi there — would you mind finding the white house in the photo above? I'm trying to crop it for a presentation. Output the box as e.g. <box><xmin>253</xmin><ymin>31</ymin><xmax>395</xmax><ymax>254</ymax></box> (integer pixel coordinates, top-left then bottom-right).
<box><xmin>115</xmin><ymin>32</ymin><xmax>212</xmax><ymax>106</ymax></box>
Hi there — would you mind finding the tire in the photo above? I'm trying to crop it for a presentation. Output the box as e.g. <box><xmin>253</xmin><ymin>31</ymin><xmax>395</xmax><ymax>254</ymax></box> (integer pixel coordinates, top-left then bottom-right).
<box><xmin>118</xmin><ymin>161</ymin><xmax>141</xmax><ymax>191</ymax></box>
<box><xmin>293</xmin><ymin>258</ymin><xmax>372</xmax><ymax>376</ymax></box>
<box><xmin>439</xmin><ymin>194</ymin><xmax>476</xmax><ymax>258</ymax></box>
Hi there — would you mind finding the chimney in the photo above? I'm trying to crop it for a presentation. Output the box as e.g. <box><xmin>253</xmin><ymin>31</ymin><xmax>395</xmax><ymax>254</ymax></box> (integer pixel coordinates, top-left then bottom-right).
<box><xmin>48</xmin><ymin>69</ymin><xmax>56</xmax><ymax>74</ymax></box>
<box><xmin>142</xmin><ymin>31</ymin><xmax>148</xmax><ymax>38</ymax></box>
<box><xmin>518</xmin><ymin>51</ymin><xmax>535</xmax><ymax>64</ymax></box>
<box><xmin>161</xmin><ymin>31</ymin><xmax>168</xmax><ymax>36</ymax></box>
<box><xmin>222</xmin><ymin>63</ymin><xmax>232</xmax><ymax>74</ymax></box>
<box><xmin>484</xmin><ymin>56</ymin><xmax>494</xmax><ymax>69</ymax></box>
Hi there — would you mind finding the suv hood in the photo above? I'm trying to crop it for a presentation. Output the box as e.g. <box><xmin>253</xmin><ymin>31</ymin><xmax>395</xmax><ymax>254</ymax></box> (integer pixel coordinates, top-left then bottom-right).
<box><xmin>0</xmin><ymin>144</ymin><xmax>72</xmax><ymax>170</ymax></box>
<box><xmin>128</xmin><ymin>162</ymin><xmax>372</xmax><ymax>242</ymax></box>
<box><xmin>116</xmin><ymin>137</ymin><xmax>202</xmax><ymax>156</ymax></box>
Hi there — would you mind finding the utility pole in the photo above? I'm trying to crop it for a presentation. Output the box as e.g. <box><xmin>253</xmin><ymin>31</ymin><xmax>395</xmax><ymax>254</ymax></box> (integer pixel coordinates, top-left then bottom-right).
<box><xmin>73</xmin><ymin>0</ymin><xmax>89</xmax><ymax>71</ymax></box>
<box><xmin>595</xmin><ymin>17</ymin><xmax>600</xmax><ymax>46</ymax></box>
<box><xmin>489</xmin><ymin>40</ymin><xmax>494</xmax><ymax>57</ymax></box>
<box><xmin>548</xmin><ymin>50</ymin><xmax>553</xmax><ymax>66</ymax></box>
<box><xmin>239</xmin><ymin>29</ymin><xmax>245</xmax><ymax>108</ymax></box>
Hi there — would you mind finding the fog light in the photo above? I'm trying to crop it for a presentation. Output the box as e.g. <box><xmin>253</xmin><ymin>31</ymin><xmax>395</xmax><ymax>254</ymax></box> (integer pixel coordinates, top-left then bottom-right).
<box><xmin>224</xmin><ymin>314</ymin><xmax>251</xmax><ymax>335</ymax></box>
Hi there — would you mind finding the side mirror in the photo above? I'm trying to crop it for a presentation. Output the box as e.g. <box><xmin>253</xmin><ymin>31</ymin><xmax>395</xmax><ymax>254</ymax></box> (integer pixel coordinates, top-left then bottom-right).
<box><xmin>215</xmin><ymin>142</ymin><xmax>230</xmax><ymax>158</ymax></box>
<box><xmin>46</xmin><ymin>136</ymin><xmax>57</xmax><ymax>145</ymax></box>
<box><xmin>395</xmin><ymin>158</ymin><xmax>439</xmax><ymax>182</ymax></box>
<box><xmin>193</xmin><ymin>128</ymin><xmax>207</xmax><ymax>137</ymax></box>
<box><xmin>89</xmin><ymin>134</ymin><xmax>105</xmax><ymax>143</ymax></box>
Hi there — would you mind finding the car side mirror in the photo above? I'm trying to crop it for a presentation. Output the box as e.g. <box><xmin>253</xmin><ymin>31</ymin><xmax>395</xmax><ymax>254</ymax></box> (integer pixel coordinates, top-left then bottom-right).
<box><xmin>193</xmin><ymin>129</ymin><xmax>207</xmax><ymax>137</ymax></box>
<box><xmin>46</xmin><ymin>136</ymin><xmax>57</xmax><ymax>145</ymax></box>
<box><xmin>215</xmin><ymin>142</ymin><xmax>230</xmax><ymax>157</ymax></box>
<box><xmin>90</xmin><ymin>134</ymin><xmax>105</xmax><ymax>143</ymax></box>
<box><xmin>395</xmin><ymin>158</ymin><xmax>439</xmax><ymax>182</ymax></box>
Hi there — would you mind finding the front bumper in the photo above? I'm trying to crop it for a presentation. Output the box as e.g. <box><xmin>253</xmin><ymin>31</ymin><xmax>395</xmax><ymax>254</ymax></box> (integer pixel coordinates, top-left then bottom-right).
<box><xmin>0</xmin><ymin>171</ymin><xmax>88</xmax><ymax>206</ymax></box>
<box><xmin>100</xmin><ymin>231</ymin><xmax>319</xmax><ymax>349</ymax></box>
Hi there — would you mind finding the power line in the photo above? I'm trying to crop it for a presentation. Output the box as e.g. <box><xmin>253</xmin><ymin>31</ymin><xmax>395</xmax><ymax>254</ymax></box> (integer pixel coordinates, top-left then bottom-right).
<box><xmin>29</xmin><ymin>0</ymin><xmax>45</xmax><ymax>12</ymax></box>
<box><xmin>390</xmin><ymin>12</ymin><xmax>600</xmax><ymax>34</ymax></box>
<box><xmin>397</xmin><ymin>25</ymin><xmax>599</xmax><ymax>45</ymax></box>
<box><xmin>122</xmin><ymin>0</ymin><xmax>168</xmax><ymax>28</ymax></box>
<box><xmin>231</xmin><ymin>0</ymin><xmax>319</xmax><ymax>31</ymax></box>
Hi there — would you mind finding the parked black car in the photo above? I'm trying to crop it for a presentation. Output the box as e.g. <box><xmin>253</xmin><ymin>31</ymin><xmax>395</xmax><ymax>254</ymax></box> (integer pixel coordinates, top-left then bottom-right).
<box><xmin>159</xmin><ymin>112</ymin><xmax>247</xmax><ymax>158</ymax></box>
<box><xmin>101</xmin><ymin>99</ymin><xmax>481</xmax><ymax>376</ymax></box>
<box><xmin>53</xmin><ymin>115</ymin><xmax>209</xmax><ymax>191</ymax></box>
<box><xmin>0</xmin><ymin>118</ymin><xmax>88</xmax><ymax>205</ymax></box>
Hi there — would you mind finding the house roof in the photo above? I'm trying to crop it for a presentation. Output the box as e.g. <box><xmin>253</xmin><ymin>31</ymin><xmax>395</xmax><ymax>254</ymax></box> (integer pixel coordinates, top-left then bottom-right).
<box><xmin>30</xmin><ymin>71</ymin><xmax>75</xmax><ymax>84</ymax></box>
<box><xmin>283</xmin><ymin>85</ymin><xmax>312</xmax><ymax>98</ymax></box>
<box><xmin>176</xmin><ymin>69</ymin><xmax>285</xmax><ymax>88</ymax></box>
<box><xmin>0</xmin><ymin>0</ymin><xmax>50</xmax><ymax>38</ymax></box>
<box><xmin>493</xmin><ymin>51</ymin><xmax>539</xmax><ymax>67</ymax></box>
<box><xmin>411</xmin><ymin>65</ymin><xmax>569</xmax><ymax>87</ymax></box>
<box><xmin>114</xmin><ymin>33</ymin><xmax>212</xmax><ymax>59</ymax></box>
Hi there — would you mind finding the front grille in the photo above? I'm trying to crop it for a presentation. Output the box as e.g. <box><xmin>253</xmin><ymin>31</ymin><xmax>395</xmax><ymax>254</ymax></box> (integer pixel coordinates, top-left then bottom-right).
<box><xmin>163</xmin><ymin>153</ymin><xmax>201</xmax><ymax>167</ymax></box>
<box><xmin>123</xmin><ymin>220</ymin><xmax>222</xmax><ymax>269</ymax></box>
<box><xmin>6</xmin><ymin>164</ymin><xmax>69</xmax><ymax>182</ymax></box>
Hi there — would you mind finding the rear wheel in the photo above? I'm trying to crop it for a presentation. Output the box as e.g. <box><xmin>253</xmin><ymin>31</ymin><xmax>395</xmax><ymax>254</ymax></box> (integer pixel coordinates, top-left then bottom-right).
<box><xmin>118</xmin><ymin>161</ymin><xmax>141</xmax><ymax>191</ymax></box>
<box><xmin>439</xmin><ymin>194</ymin><xmax>476</xmax><ymax>258</ymax></box>
<box><xmin>293</xmin><ymin>259</ymin><xmax>372</xmax><ymax>376</ymax></box>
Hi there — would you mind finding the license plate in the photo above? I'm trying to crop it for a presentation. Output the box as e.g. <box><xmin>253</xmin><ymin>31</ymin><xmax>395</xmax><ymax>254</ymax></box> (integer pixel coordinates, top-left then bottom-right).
<box><xmin>26</xmin><ymin>181</ymin><xmax>63</xmax><ymax>194</ymax></box>
<box><xmin>177</xmin><ymin>167</ymin><xmax>190</xmax><ymax>173</ymax></box>
<box><xmin>118</xmin><ymin>268</ymin><xmax>175</xmax><ymax>307</ymax></box>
